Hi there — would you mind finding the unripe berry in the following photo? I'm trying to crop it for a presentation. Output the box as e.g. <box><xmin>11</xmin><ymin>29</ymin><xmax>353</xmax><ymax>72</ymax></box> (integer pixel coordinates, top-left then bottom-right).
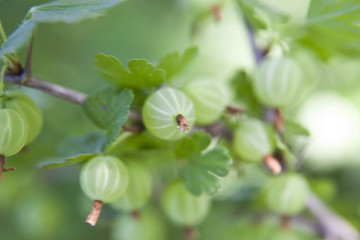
<box><xmin>111</xmin><ymin>162</ymin><xmax>152</xmax><ymax>212</ymax></box>
<box><xmin>111</xmin><ymin>208</ymin><xmax>165</xmax><ymax>240</ymax></box>
<box><xmin>233</xmin><ymin>119</ymin><xmax>274</xmax><ymax>162</ymax></box>
<box><xmin>253</xmin><ymin>57</ymin><xmax>302</xmax><ymax>108</ymax></box>
<box><xmin>184</xmin><ymin>78</ymin><xmax>229</xmax><ymax>125</ymax></box>
<box><xmin>162</xmin><ymin>181</ymin><xmax>210</xmax><ymax>226</ymax></box>
<box><xmin>142</xmin><ymin>87</ymin><xmax>196</xmax><ymax>141</ymax></box>
<box><xmin>80</xmin><ymin>156</ymin><xmax>129</xmax><ymax>203</ymax></box>
<box><xmin>265</xmin><ymin>173</ymin><xmax>310</xmax><ymax>215</ymax></box>
<box><xmin>5</xmin><ymin>91</ymin><xmax>43</xmax><ymax>144</ymax></box>
<box><xmin>0</xmin><ymin>108</ymin><xmax>28</xmax><ymax>157</ymax></box>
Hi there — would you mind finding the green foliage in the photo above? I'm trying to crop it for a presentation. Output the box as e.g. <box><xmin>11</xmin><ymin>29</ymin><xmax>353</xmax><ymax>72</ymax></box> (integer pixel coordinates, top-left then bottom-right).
<box><xmin>26</xmin><ymin>0</ymin><xmax>124</xmax><ymax>22</ymax></box>
<box><xmin>230</xmin><ymin>71</ymin><xmax>262</xmax><ymax>117</ymax></box>
<box><xmin>2</xmin><ymin>0</ymin><xmax>360</xmax><ymax>238</ymax></box>
<box><xmin>0</xmin><ymin>0</ymin><xmax>124</xmax><ymax>57</ymax></box>
<box><xmin>95</xmin><ymin>53</ymin><xmax>165</xmax><ymax>89</ymax></box>
<box><xmin>39</xmin><ymin>153</ymin><xmax>98</xmax><ymax>170</ymax></box>
<box><xmin>83</xmin><ymin>87</ymin><xmax>133</xmax><ymax>142</ymax></box>
<box><xmin>299</xmin><ymin>0</ymin><xmax>360</xmax><ymax>59</ymax></box>
<box><xmin>236</xmin><ymin>0</ymin><xmax>267</xmax><ymax>30</ymax></box>
<box><xmin>177</xmin><ymin>131</ymin><xmax>233</xmax><ymax>195</ymax></box>
<box><xmin>0</xmin><ymin>20</ymin><xmax>36</xmax><ymax>57</ymax></box>
<box><xmin>284</xmin><ymin>118</ymin><xmax>310</xmax><ymax>137</ymax></box>
<box><xmin>157</xmin><ymin>46</ymin><xmax>198</xmax><ymax>80</ymax></box>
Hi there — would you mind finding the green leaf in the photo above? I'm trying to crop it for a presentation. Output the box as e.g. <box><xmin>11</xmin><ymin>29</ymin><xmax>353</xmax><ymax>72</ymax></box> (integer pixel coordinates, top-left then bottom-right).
<box><xmin>39</xmin><ymin>153</ymin><xmax>98</xmax><ymax>169</ymax></box>
<box><xmin>157</xmin><ymin>46</ymin><xmax>198</xmax><ymax>80</ymax></box>
<box><xmin>27</xmin><ymin>0</ymin><xmax>124</xmax><ymax>23</ymax></box>
<box><xmin>284</xmin><ymin>119</ymin><xmax>310</xmax><ymax>137</ymax></box>
<box><xmin>229</xmin><ymin>71</ymin><xmax>262</xmax><ymax>117</ymax></box>
<box><xmin>1</xmin><ymin>0</ymin><xmax>123</xmax><ymax>58</ymax></box>
<box><xmin>95</xmin><ymin>53</ymin><xmax>165</xmax><ymax>88</ymax></box>
<box><xmin>83</xmin><ymin>87</ymin><xmax>134</xmax><ymax>142</ymax></box>
<box><xmin>184</xmin><ymin>146</ymin><xmax>233</xmax><ymax>195</ymax></box>
<box><xmin>298</xmin><ymin>0</ymin><xmax>360</xmax><ymax>59</ymax></box>
<box><xmin>273</xmin><ymin>134</ymin><xmax>296</xmax><ymax>162</ymax></box>
<box><xmin>177</xmin><ymin>131</ymin><xmax>233</xmax><ymax>195</ymax></box>
<box><xmin>0</xmin><ymin>20</ymin><xmax>36</xmax><ymax>57</ymax></box>
<box><xmin>237</xmin><ymin>1</ymin><xmax>267</xmax><ymax>30</ymax></box>
<box><xmin>57</xmin><ymin>132</ymin><xmax>107</xmax><ymax>156</ymax></box>
<box><xmin>175</xmin><ymin>131</ymin><xmax>211</xmax><ymax>158</ymax></box>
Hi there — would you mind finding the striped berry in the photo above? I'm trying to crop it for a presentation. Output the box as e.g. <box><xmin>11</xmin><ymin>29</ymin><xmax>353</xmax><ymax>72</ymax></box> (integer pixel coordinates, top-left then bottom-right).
<box><xmin>142</xmin><ymin>87</ymin><xmax>196</xmax><ymax>141</ymax></box>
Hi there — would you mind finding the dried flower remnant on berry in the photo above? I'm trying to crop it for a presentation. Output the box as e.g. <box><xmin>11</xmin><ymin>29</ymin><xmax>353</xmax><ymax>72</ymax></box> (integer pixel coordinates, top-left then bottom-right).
<box><xmin>176</xmin><ymin>114</ymin><xmax>189</xmax><ymax>132</ymax></box>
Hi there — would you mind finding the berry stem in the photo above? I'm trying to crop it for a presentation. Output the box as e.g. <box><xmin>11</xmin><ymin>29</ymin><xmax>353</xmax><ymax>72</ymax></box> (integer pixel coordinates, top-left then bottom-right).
<box><xmin>274</xmin><ymin>108</ymin><xmax>284</xmax><ymax>133</ymax></box>
<box><xmin>211</xmin><ymin>4</ymin><xmax>222</xmax><ymax>21</ymax></box>
<box><xmin>86</xmin><ymin>200</ymin><xmax>103</xmax><ymax>226</ymax></box>
<box><xmin>263</xmin><ymin>154</ymin><xmax>282</xmax><ymax>175</ymax></box>
<box><xmin>280</xmin><ymin>215</ymin><xmax>291</xmax><ymax>229</ymax></box>
<box><xmin>130</xmin><ymin>210</ymin><xmax>141</xmax><ymax>220</ymax></box>
<box><xmin>0</xmin><ymin>155</ymin><xmax>15</xmax><ymax>182</ymax></box>
<box><xmin>184</xmin><ymin>226</ymin><xmax>197</xmax><ymax>240</ymax></box>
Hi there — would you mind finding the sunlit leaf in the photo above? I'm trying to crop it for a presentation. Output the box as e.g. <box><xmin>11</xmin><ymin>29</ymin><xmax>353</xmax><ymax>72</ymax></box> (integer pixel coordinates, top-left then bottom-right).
<box><xmin>95</xmin><ymin>53</ymin><xmax>165</xmax><ymax>88</ymax></box>
<box><xmin>157</xmin><ymin>46</ymin><xmax>198</xmax><ymax>80</ymax></box>
<box><xmin>176</xmin><ymin>131</ymin><xmax>232</xmax><ymax>195</ymax></box>
<box><xmin>299</xmin><ymin>0</ymin><xmax>360</xmax><ymax>59</ymax></box>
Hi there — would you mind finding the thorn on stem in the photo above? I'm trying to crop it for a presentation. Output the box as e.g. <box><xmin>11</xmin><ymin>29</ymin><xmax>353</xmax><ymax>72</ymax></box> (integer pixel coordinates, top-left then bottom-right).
<box><xmin>86</xmin><ymin>200</ymin><xmax>103</xmax><ymax>226</ymax></box>
<box><xmin>176</xmin><ymin>114</ymin><xmax>189</xmax><ymax>132</ymax></box>
<box><xmin>264</xmin><ymin>154</ymin><xmax>282</xmax><ymax>175</ymax></box>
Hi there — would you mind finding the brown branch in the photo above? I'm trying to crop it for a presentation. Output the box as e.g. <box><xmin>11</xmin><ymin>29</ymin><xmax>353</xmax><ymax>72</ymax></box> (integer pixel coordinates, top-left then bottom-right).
<box><xmin>307</xmin><ymin>193</ymin><xmax>360</xmax><ymax>240</ymax></box>
<box><xmin>4</xmin><ymin>72</ymin><xmax>87</xmax><ymax>104</ymax></box>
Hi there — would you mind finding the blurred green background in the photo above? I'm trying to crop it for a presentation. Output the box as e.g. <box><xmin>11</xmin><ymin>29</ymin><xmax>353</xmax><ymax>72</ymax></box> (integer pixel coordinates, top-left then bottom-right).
<box><xmin>1</xmin><ymin>0</ymin><xmax>360</xmax><ymax>240</ymax></box>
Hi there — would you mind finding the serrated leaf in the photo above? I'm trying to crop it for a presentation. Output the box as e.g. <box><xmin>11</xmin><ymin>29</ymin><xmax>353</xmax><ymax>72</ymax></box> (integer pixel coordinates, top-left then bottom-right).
<box><xmin>157</xmin><ymin>46</ymin><xmax>198</xmax><ymax>80</ymax></box>
<box><xmin>83</xmin><ymin>87</ymin><xmax>133</xmax><ymax>142</ymax></box>
<box><xmin>0</xmin><ymin>20</ymin><xmax>36</xmax><ymax>57</ymax></box>
<box><xmin>27</xmin><ymin>0</ymin><xmax>124</xmax><ymax>23</ymax></box>
<box><xmin>284</xmin><ymin>119</ymin><xmax>310</xmax><ymax>137</ymax></box>
<box><xmin>1</xmin><ymin>0</ymin><xmax>123</xmax><ymax>58</ymax></box>
<box><xmin>298</xmin><ymin>0</ymin><xmax>360</xmax><ymax>59</ymax></box>
<box><xmin>183</xmin><ymin>146</ymin><xmax>232</xmax><ymax>195</ymax></box>
<box><xmin>175</xmin><ymin>131</ymin><xmax>211</xmax><ymax>158</ymax></box>
<box><xmin>39</xmin><ymin>153</ymin><xmax>98</xmax><ymax>169</ymax></box>
<box><xmin>95</xmin><ymin>53</ymin><xmax>165</xmax><ymax>88</ymax></box>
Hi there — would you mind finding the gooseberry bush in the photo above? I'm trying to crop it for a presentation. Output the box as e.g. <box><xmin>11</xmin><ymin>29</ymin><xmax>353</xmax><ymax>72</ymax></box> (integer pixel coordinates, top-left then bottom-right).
<box><xmin>1</xmin><ymin>0</ymin><xmax>360</xmax><ymax>240</ymax></box>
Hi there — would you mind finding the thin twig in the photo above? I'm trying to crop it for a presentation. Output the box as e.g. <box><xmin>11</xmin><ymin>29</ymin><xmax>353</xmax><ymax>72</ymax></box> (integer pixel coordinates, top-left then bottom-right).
<box><xmin>307</xmin><ymin>193</ymin><xmax>360</xmax><ymax>240</ymax></box>
<box><xmin>4</xmin><ymin>72</ymin><xmax>87</xmax><ymax>104</ymax></box>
